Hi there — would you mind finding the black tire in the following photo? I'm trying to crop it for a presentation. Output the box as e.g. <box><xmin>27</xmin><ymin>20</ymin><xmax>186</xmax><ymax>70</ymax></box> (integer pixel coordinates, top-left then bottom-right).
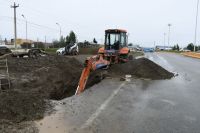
<box><xmin>19</xmin><ymin>55</ymin><xmax>24</xmax><ymax>58</ymax></box>
<box><xmin>128</xmin><ymin>55</ymin><xmax>134</xmax><ymax>60</ymax></box>
<box><xmin>118</xmin><ymin>54</ymin><xmax>130</xmax><ymax>63</ymax></box>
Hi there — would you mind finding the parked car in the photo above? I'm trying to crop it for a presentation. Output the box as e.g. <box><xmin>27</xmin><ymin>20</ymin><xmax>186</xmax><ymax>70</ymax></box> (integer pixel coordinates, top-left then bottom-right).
<box><xmin>56</xmin><ymin>47</ymin><xmax>65</xmax><ymax>55</ymax></box>
<box><xmin>0</xmin><ymin>46</ymin><xmax>11</xmax><ymax>56</ymax></box>
<box><xmin>143</xmin><ymin>47</ymin><xmax>154</xmax><ymax>52</ymax></box>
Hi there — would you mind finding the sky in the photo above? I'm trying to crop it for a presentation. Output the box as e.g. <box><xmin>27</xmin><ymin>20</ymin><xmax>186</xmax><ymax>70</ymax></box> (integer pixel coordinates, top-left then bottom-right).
<box><xmin>0</xmin><ymin>0</ymin><xmax>199</xmax><ymax>47</ymax></box>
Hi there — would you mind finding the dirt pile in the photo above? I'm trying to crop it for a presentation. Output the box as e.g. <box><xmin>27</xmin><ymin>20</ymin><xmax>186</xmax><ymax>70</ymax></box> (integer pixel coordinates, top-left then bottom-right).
<box><xmin>108</xmin><ymin>58</ymin><xmax>174</xmax><ymax>80</ymax></box>
<box><xmin>0</xmin><ymin>55</ymin><xmax>103</xmax><ymax>125</ymax></box>
<box><xmin>7</xmin><ymin>55</ymin><xmax>83</xmax><ymax>99</ymax></box>
<box><xmin>0</xmin><ymin>91</ymin><xmax>47</xmax><ymax>123</ymax></box>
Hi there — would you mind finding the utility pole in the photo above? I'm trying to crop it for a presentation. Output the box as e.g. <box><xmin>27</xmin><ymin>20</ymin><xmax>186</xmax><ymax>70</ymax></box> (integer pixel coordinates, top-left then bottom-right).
<box><xmin>56</xmin><ymin>23</ymin><xmax>62</xmax><ymax>48</ymax></box>
<box><xmin>0</xmin><ymin>35</ymin><xmax>2</xmax><ymax>45</ymax></box>
<box><xmin>164</xmin><ymin>33</ymin><xmax>166</xmax><ymax>49</ymax></box>
<box><xmin>45</xmin><ymin>36</ymin><xmax>47</xmax><ymax>49</ymax></box>
<box><xmin>127</xmin><ymin>33</ymin><xmax>130</xmax><ymax>45</ymax></box>
<box><xmin>22</xmin><ymin>14</ymin><xmax>28</xmax><ymax>49</ymax></box>
<box><xmin>168</xmin><ymin>24</ymin><xmax>172</xmax><ymax>48</ymax></box>
<box><xmin>11</xmin><ymin>2</ymin><xmax>19</xmax><ymax>49</ymax></box>
<box><xmin>194</xmin><ymin>0</ymin><xmax>200</xmax><ymax>52</ymax></box>
<box><xmin>56</xmin><ymin>23</ymin><xmax>62</xmax><ymax>39</ymax></box>
<box><xmin>37</xmin><ymin>38</ymin><xmax>39</xmax><ymax>48</ymax></box>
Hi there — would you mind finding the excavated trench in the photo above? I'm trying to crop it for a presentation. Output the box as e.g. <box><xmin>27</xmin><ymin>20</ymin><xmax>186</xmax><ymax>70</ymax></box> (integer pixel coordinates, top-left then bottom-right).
<box><xmin>0</xmin><ymin>55</ymin><xmax>104</xmax><ymax>125</ymax></box>
<box><xmin>0</xmin><ymin>55</ymin><xmax>174</xmax><ymax>129</ymax></box>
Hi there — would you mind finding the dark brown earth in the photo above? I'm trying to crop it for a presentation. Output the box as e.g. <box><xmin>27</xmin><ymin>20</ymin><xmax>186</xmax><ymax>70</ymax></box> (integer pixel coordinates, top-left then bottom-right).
<box><xmin>108</xmin><ymin>58</ymin><xmax>174</xmax><ymax>79</ymax></box>
<box><xmin>0</xmin><ymin>55</ymin><xmax>104</xmax><ymax>124</ymax></box>
<box><xmin>0</xmin><ymin>55</ymin><xmax>173</xmax><ymax>133</ymax></box>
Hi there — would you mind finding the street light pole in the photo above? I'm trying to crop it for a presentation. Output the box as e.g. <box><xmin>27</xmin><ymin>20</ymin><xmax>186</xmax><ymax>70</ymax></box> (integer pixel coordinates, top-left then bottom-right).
<box><xmin>56</xmin><ymin>23</ymin><xmax>62</xmax><ymax>48</ymax></box>
<box><xmin>164</xmin><ymin>33</ymin><xmax>166</xmax><ymax>50</ymax></box>
<box><xmin>22</xmin><ymin>14</ymin><xmax>28</xmax><ymax>49</ymax></box>
<box><xmin>56</xmin><ymin>23</ymin><xmax>62</xmax><ymax>39</ymax></box>
<box><xmin>168</xmin><ymin>24</ymin><xmax>172</xmax><ymax>48</ymax></box>
<box><xmin>194</xmin><ymin>0</ymin><xmax>200</xmax><ymax>52</ymax></box>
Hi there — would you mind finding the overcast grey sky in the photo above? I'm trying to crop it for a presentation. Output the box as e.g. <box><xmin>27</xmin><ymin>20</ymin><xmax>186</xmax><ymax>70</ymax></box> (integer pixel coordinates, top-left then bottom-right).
<box><xmin>0</xmin><ymin>0</ymin><xmax>199</xmax><ymax>47</ymax></box>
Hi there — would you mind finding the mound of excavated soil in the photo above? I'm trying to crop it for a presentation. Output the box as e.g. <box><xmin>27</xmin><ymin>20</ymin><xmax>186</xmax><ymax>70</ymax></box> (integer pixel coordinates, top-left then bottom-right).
<box><xmin>0</xmin><ymin>91</ymin><xmax>47</xmax><ymax>123</ymax></box>
<box><xmin>108</xmin><ymin>58</ymin><xmax>174</xmax><ymax>80</ymax></box>
<box><xmin>0</xmin><ymin>55</ymin><xmax>103</xmax><ymax>125</ymax></box>
<box><xmin>7</xmin><ymin>55</ymin><xmax>83</xmax><ymax>100</ymax></box>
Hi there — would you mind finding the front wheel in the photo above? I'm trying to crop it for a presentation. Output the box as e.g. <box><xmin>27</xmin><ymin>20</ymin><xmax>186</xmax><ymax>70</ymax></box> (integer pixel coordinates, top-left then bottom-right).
<box><xmin>119</xmin><ymin>54</ymin><xmax>129</xmax><ymax>63</ymax></box>
<box><xmin>128</xmin><ymin>54</ymin><xmax>134</xmax><ymax>60</ymax></box>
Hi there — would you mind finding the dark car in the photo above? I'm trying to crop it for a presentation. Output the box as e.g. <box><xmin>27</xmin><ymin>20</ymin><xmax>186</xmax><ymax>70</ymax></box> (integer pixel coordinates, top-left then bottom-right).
<box><xmin>0</xmin><ymin>46</ymin><xmax>11</xmax><ymax>56</ymax></box>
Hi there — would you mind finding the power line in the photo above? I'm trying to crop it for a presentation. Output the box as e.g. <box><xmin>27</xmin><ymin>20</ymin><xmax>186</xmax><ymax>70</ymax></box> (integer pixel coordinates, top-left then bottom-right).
<box><xmin>19</xmin><ymin>3</ymin><xmax>90</xmax><ymax>30</ymax></box>
<box><xmin>0</xmin><ymin>16</ymin><xmax>59</xmax><ymax>32</ymax></box>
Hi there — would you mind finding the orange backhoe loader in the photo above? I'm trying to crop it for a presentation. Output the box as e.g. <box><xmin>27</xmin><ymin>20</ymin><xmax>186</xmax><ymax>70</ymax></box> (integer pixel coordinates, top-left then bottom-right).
<box><xmin>75</xmin><ymin>29</ymin><xmax>130</xmax><ymax>95</ymax></box>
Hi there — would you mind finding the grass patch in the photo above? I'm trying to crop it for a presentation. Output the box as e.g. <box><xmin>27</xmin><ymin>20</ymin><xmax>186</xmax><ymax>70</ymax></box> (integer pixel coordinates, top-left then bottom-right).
<box><xmin>45</xmin><ymin>48</ymin><xmax>57</xmax><ymax>54</ymax></box>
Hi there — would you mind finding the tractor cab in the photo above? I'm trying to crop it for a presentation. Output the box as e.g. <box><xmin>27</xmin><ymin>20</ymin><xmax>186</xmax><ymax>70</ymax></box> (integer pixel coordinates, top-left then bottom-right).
<box><xmin>105</xmin><ymin>29</ymin><xmax>127</xmax><ymax>51</ymax></box>
<box><xmin>98</xmin><ymin>29</ymin><xmax>130</xmax><ymax>63</ymax></box>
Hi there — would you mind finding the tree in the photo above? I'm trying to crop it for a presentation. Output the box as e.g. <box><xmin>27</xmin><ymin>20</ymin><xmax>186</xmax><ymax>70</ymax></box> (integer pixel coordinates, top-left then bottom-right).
<box><xmin>93</xmin><ymin>38</ymin><xmax>97</xmax><ymax>44</ymax></box>
<box><xmin>59</xmin><ymin>36</ymin><xmax>66</xmax><ymax>47</ymax></box>
<box><xmin>66</xmin><ymin>31</ymin><xmax>77</xmax><ymax>45</ymax></box>
<box><xmin>128</xmin><ymin>43</ymin><xmax>133</xmax><ymax>46</ymax></box>
<box><xmin>187</xmin><ymin>43</ymin><xmax>194</xmax><ymax>51</ymax></box>
<box><xmin>4</xmin><ymin>38</ymin><xmax>8</xmax><ymax>45</ymax></box>
<box><xmin>173</xmin><ymin>44</ymin><xmax>180</xmax><ymax>51</ymax></box>
<box><xmin>177</xmin><ymin>44</ymin><xmax>180</xmax><ymax>51</ymax></box>
<box><xmin>187</xmin><ymin>43</ymin><xmax>198</xmax><ymax>51</ymax></box>
<box><xmin>52</xmin><ymin>40</ymin><xmax>59</xmax><ymax>48</ymax></box>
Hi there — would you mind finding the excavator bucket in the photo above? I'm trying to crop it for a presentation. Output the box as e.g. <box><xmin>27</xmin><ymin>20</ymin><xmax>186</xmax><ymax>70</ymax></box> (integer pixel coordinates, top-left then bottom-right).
<box><xmin>75</xmin><ymin>55</ymin><xmax>110</xmax><ymax>95</ymax></box>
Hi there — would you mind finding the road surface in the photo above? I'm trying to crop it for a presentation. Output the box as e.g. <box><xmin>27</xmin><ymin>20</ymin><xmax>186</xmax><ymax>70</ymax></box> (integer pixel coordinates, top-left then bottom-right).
<box><xmin>36</xmin><ymin>52</ymin><xmax>200</xmax><ymax>133</ymax></box>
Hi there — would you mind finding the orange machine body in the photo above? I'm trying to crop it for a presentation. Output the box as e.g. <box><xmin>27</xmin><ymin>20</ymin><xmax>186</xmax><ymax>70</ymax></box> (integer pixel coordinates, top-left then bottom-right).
<box><xmin>75</xmin><ymin>29</ymin><xmax>130</xmax><ymax>95</ymax></box>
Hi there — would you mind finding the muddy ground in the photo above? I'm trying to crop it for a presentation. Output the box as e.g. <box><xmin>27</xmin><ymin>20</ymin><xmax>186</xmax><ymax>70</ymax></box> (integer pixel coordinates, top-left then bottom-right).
<box><xmin>0</xmin><ymin>55</ymin><xmax>174</xmax><ymax>133</ymax></box>
<box><xmin>0</xmin><ymin>55</ymin><xmax>105</xmax><ymax>133</ymax></box>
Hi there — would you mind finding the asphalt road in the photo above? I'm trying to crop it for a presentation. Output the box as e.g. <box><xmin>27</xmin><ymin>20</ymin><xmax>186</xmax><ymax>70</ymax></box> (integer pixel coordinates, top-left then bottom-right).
<box><xmin>37</xmin><ymin>52</ymin><xmax>200</xmax><ymax>133</ymax></box>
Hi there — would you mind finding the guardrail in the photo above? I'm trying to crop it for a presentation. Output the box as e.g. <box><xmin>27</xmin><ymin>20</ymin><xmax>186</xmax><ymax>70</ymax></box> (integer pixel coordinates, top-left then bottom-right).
<box><xmin>181</xmin><ymin>52</ymin><xmax>200</xmax><ymax>59</ymax></box>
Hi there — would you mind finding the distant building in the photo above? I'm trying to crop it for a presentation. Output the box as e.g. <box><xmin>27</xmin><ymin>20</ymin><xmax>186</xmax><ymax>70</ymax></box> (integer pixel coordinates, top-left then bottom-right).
<box><xmin>12</xmin><ymin>38</ymin><xmax>34</xmax><ymax>45</ymax></box>
<box><xmin>156</xmin><ymin>46</ymin><xmax>172</xmax><ymax>51</ymax></box>
<box><xmin>0</xmin><ymin>40</ymin><xmax>5</xmax><ymax>45</ymax></box>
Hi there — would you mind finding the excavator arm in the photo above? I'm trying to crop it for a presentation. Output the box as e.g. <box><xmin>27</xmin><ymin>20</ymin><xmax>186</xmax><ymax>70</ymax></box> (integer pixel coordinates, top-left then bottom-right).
<box><xmin>75</xmin><ymin>55</ymin><xmax>110</xmax><ymax>95</ymax></box>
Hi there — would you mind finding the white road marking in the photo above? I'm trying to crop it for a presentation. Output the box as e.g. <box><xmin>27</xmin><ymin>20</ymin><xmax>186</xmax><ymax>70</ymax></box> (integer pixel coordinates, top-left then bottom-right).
<box><xmin>161</xmin><ymin>99</ymin><xmax>176</xmax><ymax>106</ymax></box>
<box><xmin>81</xmin><ymin>82</ymin><xmax>126</xmax><ymax>129</ymax></box>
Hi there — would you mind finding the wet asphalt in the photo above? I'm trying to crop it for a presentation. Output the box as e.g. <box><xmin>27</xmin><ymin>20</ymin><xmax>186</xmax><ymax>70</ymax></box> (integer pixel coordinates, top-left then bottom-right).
<box><xmin>37</xmin><ymin>52</ymin><xmax>200</xmax><ymax>133</ymax></box>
